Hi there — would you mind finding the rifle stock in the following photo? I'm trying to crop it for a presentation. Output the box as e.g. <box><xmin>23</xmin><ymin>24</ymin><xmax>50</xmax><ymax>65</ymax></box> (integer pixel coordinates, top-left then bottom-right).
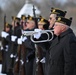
<box><xmin>35</xmin><ymin>45</ymin><xmax>44</xmax><ymax>75</ymax></box>
<box><xmin>19</xmin><ymin>42</ymin><xmax>26</xmax><ymax>75</ymax></box>
<box><xmin>13</xmin><ymin>45</ymin><xmax>21</xmax><ymax>74</ymax></box>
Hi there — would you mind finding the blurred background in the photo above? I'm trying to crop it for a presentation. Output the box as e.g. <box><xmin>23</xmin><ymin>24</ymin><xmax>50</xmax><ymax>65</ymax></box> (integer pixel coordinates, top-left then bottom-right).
<box><xmin>0</xmin><ymin>0</ymin><xmax>76</xmax><ymax>34</ymax></box>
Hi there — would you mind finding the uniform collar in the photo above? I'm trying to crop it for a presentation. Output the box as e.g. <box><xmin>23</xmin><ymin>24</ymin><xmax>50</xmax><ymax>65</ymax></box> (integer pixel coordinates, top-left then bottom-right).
<box><xmin>59</xmin><ymin>28</ymin><xmax>73</xmax><ymax>38</ymax></box>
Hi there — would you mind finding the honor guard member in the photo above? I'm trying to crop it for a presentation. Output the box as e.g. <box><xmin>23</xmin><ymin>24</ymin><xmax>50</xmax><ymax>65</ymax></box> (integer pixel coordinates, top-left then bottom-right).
<box><xmin>33</xmin><ymin>17</ymin><xmax>50</xmax><ymax>75</ymax></box>
<box><xmin>38</xmin><ymin>16</ymin><xmax>49</xmax><ymax>30</ymax></box>
<box><xmin>49</xmin><ymin>7</ymin><xmax>67</xmax><ymax>29</ymax></box>
<box><xmin>25</xmin><ymin>15</ymin><xmax>36</xmax><ymax>75</ymax></box>
<box><xmin>17</xmin><ymin>15</ymin><xmax>36</xmax><ymax>75</ymax></box>
<box><xmin>34</xmin><ymin>16</ymin><xmax>50</xmax><ymax>46</ymax></box>
<box><xmin>6</xmin><ymin>16</ymin><xmax>22</xmax><ymax>75</ymax></box>
<box><xmin>1</xmin><ymin>23</ymin><xmax>12</xmax><ymax>74</ymax></box>
<box><xmin>10</xmin><ymin>16</ymin><xmax>21</xmax><ymax>59</ymax></box>
<box><xmin>13</xmin><ymin>15</ymin><xmax>27</xmax><ymax>75</ymax></box>
<box><xmin>46</xmin><ymin>16</ymin><xmax>76</xmax><ymax>75</ymax></box>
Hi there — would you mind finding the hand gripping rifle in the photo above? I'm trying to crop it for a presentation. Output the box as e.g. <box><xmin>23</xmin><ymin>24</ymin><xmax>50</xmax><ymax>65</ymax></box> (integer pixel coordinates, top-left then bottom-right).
<box><xmin>33</xmin><ymin>5</ymin><xmax>44</xmax><ymax>75</ymax></box>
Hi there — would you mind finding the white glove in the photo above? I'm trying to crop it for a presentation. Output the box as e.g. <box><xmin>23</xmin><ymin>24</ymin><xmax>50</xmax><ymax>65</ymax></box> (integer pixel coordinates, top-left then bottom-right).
<box><xmin>17</xmin><ymin>38</ymin><xmax>22</xmax><ymax>44</ymax></box>
<box><xmin>26</xmin><ymin>59</ymin><xmax>29</xmax><ymax>63</ymax></box>
<box><xmin>11</xmin><ymin>35</ymin><xmax>17</xmax><ymax>42</ymax></box>
<box><xmin>34</xmin><ymin>29</ymin><xmax>42</xmax><ymax>39</ymax></box>
<box><xmin>36</xmin><ymin>57</ymin><xmax>39</xmax><ymax>63</ymax></box>
<box><xmin>22</xmin><ymin>36</ymin><xmax>27</xmax><ymax>42</ymax></box>
<box><xmin>1</xmin><ymin>31</ymin><xmax>9</xmax><ymax>38</ymax></box>
<box><xmin>20</xmin><ymin>60</ymin><xmax>24</xmax><ymax>65</ymax></box>
<box><xmin>22</xmin><ymin>30</ymin><xmax>24</xmax><ymax>34</ymax></box>
<box><xmin>40</xmin><ymin>57</ymin><xmax>46</xmax><ymax>63</ymax></box>
<box><xmin>10</xmin><ymin>54</ymin><xmax>14</xmax><ymax>58</ymax></box>
<box><xmin>1</xmin><ymin>46</ymin><xmax>3</xmax><ymax>50</ymax></box>
<box><xmin>15</xmin><ymin>57</ymin><xmax>18</xmax><ymax>62</ymax></box>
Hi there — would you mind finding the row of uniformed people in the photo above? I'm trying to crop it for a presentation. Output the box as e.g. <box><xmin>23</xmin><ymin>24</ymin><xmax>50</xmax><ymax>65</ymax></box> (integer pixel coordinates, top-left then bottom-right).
<box><xmin>0</xmin><ymin>14</ymin><xmax>48</xmax><ymax>75</ymax></box>
<box><xmin>1</xmin><ymin>16</ymin><xmax>21</xmax><ymax>75</ymax></box>
<box><xmin>32</xmin><ymin>7</ymin><xmax>67</xmax><ymax>75</ymax></box>
<box><xmin>0</xmin><ymin>8</ymin><xmax>67</xmax><ymax>75</ymax></box>
<box><xmin>0</xmin><ymin>13</ymin><xmax>50</xmax><ymax>75</ymax></box>
<box><xmin>28</xmin><ymin>7</ymin><xmax>76</xmax><ymax>75</ymax></box>
<box><xmin>33</xmin><ymin>7</ymin><xmax>76</xmax><ymax>75</ymax></box>
<box><xmin>1</xmin><ymin>7</ymin><xmax>76</xmax><ymax>75</ymax></box>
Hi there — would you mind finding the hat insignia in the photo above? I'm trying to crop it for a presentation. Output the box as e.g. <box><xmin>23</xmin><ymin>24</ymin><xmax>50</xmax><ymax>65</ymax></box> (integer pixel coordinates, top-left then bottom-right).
<box><xmin>6</xmin><ymin>23</ymin><xmax>8</xmax><ymax>26</ymax></box>
<box><xmin>13</xmin><ymin>17</ymin><xmax>16</xmax><ymax>21</ymax></box>
<box><xmin>41</xmin><ymin>18</ymin><xmax>44</xmax><ymax>22</ymax></box>
<box><xmin>58</xmin><ymin>17</ymin><xmax>61</xmax><ymax>21</ymax></box>
<box><xmin>29</xmin><ymin>17</ymin><xmax>32</xmax><ymax>20</ymax></box>
<box><xmin>53</xmin><ymin>9</ymin><xmax>55</xmax><ymax>12</ymax></box>
<box><xmin>22</xmin><ymin>16</ymin><xmax>25</xmax><ymax>20</ymax></box>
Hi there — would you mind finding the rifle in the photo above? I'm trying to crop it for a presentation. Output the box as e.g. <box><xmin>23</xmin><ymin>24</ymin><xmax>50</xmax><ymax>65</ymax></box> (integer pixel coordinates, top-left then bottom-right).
<box><xmin>33</xmin><ymin>5</ymin><xmax>38</xmax><ymax>28</ymax></box>
<box><xmin>9</xmin><ymin>17</ymin><xmax>16</xmax><ymax>75</ymax></box>
<box><xmin>1</xmin><ymin>14</ymin><xmax>6</xmax><ymax>57</ymax></box>
<box><xmin>13</xmin><ymin>37</ymin><xmax>26</xmax><ymax>75</ymax></box>
<box><xmin>33</xmin><ymin>5</ymin><xmax>44</xmax><ymax>75</ymax></box>
<box><xmin>19</xmin><ymin>41</ymin><xmax>26</xmax><ymax>75</ymax></box>
<box><xmin>35</xmin><ymin>45</ymin><xmax>44</xmax><ymax>75</ymax></box>
<box><xmin>4</xmin><ymin>14</ymin><xmax>6</xmax><ymax>31</ymax></box>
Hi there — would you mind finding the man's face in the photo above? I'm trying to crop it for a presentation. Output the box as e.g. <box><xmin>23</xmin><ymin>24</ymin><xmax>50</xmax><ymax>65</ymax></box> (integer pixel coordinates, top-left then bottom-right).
<box><xmin>48</xmin><ymin>14</ymin><xmax>56</xmax><ymax>29</ymax></box>
<box><xmin>38</xmin><ymin>24</ymin><xmax>43</xmax><ymax>30</ymax></box>
<box><xmin>5</xmin><ymin>27</ymin><xmax>10</xmax><ymax>32</ymax></box>
<box><xmin>53</xmin><ymin>22</ymin><xmax>62</xmax><ymax>36</ymax></box>
<box><xmin>12</xmin><ymin>20</ymin><xmax>19</xmax><ymax>27</ymax></box>
<box><xmin>20</xmin><ymin>20</ymin><xmax>27</xmax><ymax>30</ymax></box>
<box><xmin>26</xmin><ymin>20</ymin><xmax>35</xmax><ymax>29</ymax></box>
<box><xmin>38</xmin><ymin>22</ymin><xmax>45</xmax><ymax>30</ymax></box>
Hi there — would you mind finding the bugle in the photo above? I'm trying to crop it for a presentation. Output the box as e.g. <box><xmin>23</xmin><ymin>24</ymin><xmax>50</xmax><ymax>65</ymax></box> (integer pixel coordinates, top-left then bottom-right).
<box><xmin>22</xmin><ymin>30</ymin><xmax>54</xmax><ymax>43</ymax></box>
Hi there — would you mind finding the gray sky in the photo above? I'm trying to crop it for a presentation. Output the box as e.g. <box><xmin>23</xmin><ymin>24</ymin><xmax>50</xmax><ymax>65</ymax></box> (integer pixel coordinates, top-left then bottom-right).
<box><xmin>0</xmin><ymin>0</ymin><xmax>68</xmax><ymax>9</ymax></box>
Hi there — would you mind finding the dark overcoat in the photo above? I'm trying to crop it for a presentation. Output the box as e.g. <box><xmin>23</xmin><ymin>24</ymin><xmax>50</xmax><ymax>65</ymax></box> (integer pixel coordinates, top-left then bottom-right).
<box><xmin>45</xmin><ymin>28</ymin><xmax>76</xmax><ymax>75</ymax></box>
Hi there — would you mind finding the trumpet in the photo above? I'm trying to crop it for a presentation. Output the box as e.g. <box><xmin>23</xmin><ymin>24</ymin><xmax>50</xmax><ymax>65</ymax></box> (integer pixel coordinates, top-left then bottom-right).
<box><xmin>22</xmin><ymin>30</ymin><xmax>54</xmax><ymax>43</ymax></box>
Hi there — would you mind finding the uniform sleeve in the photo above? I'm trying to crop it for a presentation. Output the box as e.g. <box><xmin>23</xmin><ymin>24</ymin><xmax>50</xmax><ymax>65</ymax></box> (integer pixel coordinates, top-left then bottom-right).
<box><xmin>24</xmin><ymin>37</ymin><xmax>35</xmax><ymax>50</ymax></box>
<box><xmin>5</xmin><ymin>35</ymin><xmax>11</xmax><ymax>43</ymax></box>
